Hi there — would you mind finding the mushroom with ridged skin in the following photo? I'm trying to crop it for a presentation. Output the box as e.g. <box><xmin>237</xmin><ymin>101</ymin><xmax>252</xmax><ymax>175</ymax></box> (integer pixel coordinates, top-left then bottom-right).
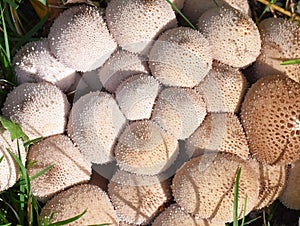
<box><xmin>40</xmin><ymin>184</ymin><xmax>118</xmax><ymax>225</ymax></box>
<box><xmin>149</xmin><ymin>27</ymin><xmax>212</xmax><ymax>87</ymax></box>
<box><xmin>152</xmin><ymin>86</ymin><xmax>207</xmax><ymax>140</ymax></box>
<box><xmin>106</xmin><ymin>0</ymin><xmax>177</xmax><ymax>55</ymax></box>
<box><xmin>197</xmin><ymin>5</ymin><xmax>261</xmax><ymax>68</ymax></box>
<box><xmin>27</xmin><ymin>135</ymin><xmax>91</xmax><ymax>202</ymax></box>
<box><xmin>116</xmin><ymin>74</ymin><xmax>161</xmax><ymax>121</ymax></box>
<box><xmin>2</xmin><ymin>82</ymin><xmax>70</xmax><ymax>140</ymax></box>
<box><xmin>241</xmin><ymin>75</ymin><xmax>300</xmax><ymax>165</ymax></box>
<box><xmin>115</xmin><ymin>119</ymin><xmax>178</xmax><ymax>175</ymax></box>
<box><xmin>13</xmin><ymin>39</ymin><xmax>80</xmax><ymax>92</ymax></box>
<box><xmin>48</xmin><ymin>5</ymin><xmax>117</xmax><ymax>72</ymax></box>
<box><xmin>108</xmin><ymin>170</ymin><xmax>172</xmax><ymax>225</ymax></box>
<box><xmin>68</xmin><ymin>91</ymin><xmax>126</xmax><ymax>164</ymax></box>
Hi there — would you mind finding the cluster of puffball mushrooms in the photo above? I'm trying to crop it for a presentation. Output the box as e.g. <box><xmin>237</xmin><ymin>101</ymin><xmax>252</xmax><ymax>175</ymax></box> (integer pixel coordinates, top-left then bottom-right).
<box><xmin>0</xmin><ymin>0</ymin><xmax>300</xmax><ymax>225</ymax></box>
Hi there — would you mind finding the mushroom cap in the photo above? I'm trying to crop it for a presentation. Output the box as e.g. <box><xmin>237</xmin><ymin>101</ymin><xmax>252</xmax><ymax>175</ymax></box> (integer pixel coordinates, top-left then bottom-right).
<box><xmin>40</xmin><ymin>184</ymin><xmax>118</xmax><ymax>225</ymax></box>
<box><xmin>186</xmin><ymin>113</ymin><xmax>250</xmax><ymax>160</ymax></box>
<box><xmin>253</xmin><ymin>18</ymin><xmax>300</xmax><ymax>83</ymax></box>
<box><xmin>27</xmin><ymin>135</ymin><xmax>91</xmax><ymax>202</ymax></box>
<box><xmin>149</xmin><ymin>27</ymin><xmax>212</xmax><ymax>87</ymax></box>
<box><xmin>152</xmin><ymin>87</ymin><xmax>207</xmax><ymax>140</ymax></box>
<box><xmin>241</xmin><ymin>75</ymin><xmax>300</xmax><ymax>165</ymax></box>
<box><xmin>116</xmin><ymin>74</ymin><xmax>160</xmax><ymax>121</ymax></box>
<box><xmin>48</xmin><ymin>5</ymin><xmax>117</xmax><ymax>72</ymax></box>
<box><xmin>172</xmin><ymin>152</ymin><xmax>259</xmax><ymax>223</ymax></box>
<box><xmin>279</xmin><ymin>160</ymin><xmax>300</xmax><ymax>210</ymax></box>
<box><xmin>68</xmin><ymin>91</ymin><xmax>126</xmax><ymax>164</ymax></box>
<box><xmin>197</xmin><ymin>6</ymin><xmax>261</xmax><ymax>68</ymax></box>
<box><xmin>98</xmin><ymin>49</ymin><xmax>149</xmax><ymax>93</ymax></box>
<box><xmin>106</xmin><ymin>0</ymin><xmax>177</xmax><ymax>55</ymax></box>
<box><xmin>115</xmin><ymin>119</ymin><xmax>178</xmax><ymax>175</ymax></box>
<box><xmin>108</xmin><ymin>170</ymin><xmax>172</xmax><ymax>225</ymax></box>
<box><xmin>13</xmin><ymin>39</ymin><xmax>80</xmax><ymax>92</ymax></box>
<box><xmin>2</xmin><ymin>82</ymin><xmax>70</xmax><ymax>140</ymax></box>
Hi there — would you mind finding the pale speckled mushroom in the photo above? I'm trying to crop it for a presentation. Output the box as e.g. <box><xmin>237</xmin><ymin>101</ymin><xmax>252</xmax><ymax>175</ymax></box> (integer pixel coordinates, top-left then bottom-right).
<box><xmin>40</xmin><ymin>184</ymin><xmax>118</xmax><ymax>225</ymax></box>
<box><xmin>98</xmin><ymin>49</ymin><xmax>149</xmax><ymax>93</ymax></box>
<box><xmin>106</xmin><ymin>0</ymin><xmax>177</xmax><ymax>55</ymax></box>
<box><xmin>253</xmin><ymin>18</ymin><xmax>300</xmax><ymax>83</ymax></box>
<box><xmin>152</xmin><ymin>87</ymin><xmax>207</xmax><ymax>140</ymax></box>
<box><xmin>241</xmin><ymin>75</ymin><xmax>300</xmax><ymax>165</ymax></box>
<box><xmin>68</xmin><ymin>91</ymin><xmax>126</xmax><ymax>164</ymax></box>
<box><xmin>12</xmin><ymin>39</ymin><xmax>80</xmax><ymax>92</ymax></box>
<box><xmin>116</xmin><ymin>74</ymin><xmax>161</xmax><ymax>121</ymax></box>
<box><xmin>0</xmin><ymin>130</ymin><xmax>26</xmax><ymax>192</ymax></box>
<box><xmin>115</xmin><ymin>119</ymin><xmax>178</xmax><ymax>175</ymax></box>
<box><xmin>186</xmin><ymin>113</ymin><xmax>250</xmax><ymax>160</ymax></box>
<box><xmin>2</xmin><ymin>82</ymin><xmax>70</xmax><ymax>140</ymax></box>
<box><xmin>197</xmin><ymin>6</ymin><xmax>261</xmax><ymax>68</ymax></box>
<box><xmin>27</xmin><ymin>135</ymin><xmax>91</xmax><ymax>202</ymax></box>
<box><xmin>48</xmin><ymin>5</ymin><xmax>117</xmax><ymax>72</ymax></box>
<box><xmin>108</xmin><ymin>170</ymin><xmax>172</xmax><ymax>225</ymax></box>
<box><xmin>149</xmin><ymin>27</ymin><xmax>212</xmax><ymax>87</ymax></box>
<box><xmin>172</xmin><ymin>152</ymin><xmax>259</xmax><ymax>223</ymax></box>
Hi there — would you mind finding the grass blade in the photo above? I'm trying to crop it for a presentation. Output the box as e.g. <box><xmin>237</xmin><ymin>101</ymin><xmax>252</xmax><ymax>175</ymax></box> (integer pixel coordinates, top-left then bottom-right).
<box><xmin>233</xmin><ymin>167</ymin><xmax>242</xmax><ymax>226</ymax></box>
<box><xmin>0</xmin><ymin>1</ymin><xmax>11</xmax><ymax>63</ymax></box>
<box><xmin>0</xmin><ymin>155</ymin><xmax>4</xmax><ymax>164</ymax></box>
<box><xmin>281</xmin><ymin>58</ymin><xmax>300</xmax><ymax>65</ymax></box>
<box><xmin>46</xmin><ymin>209</ymin><xmax>87</xmax><ymax>226</ymax></box>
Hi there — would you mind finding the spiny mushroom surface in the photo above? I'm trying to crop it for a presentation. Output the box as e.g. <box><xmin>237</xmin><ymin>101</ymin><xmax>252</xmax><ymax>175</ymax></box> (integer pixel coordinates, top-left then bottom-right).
<box><xmin>241</xmin><ymin>75</ymin><xmax>300</xmax><ymax>165</ymax></box>
<box><xmin>40</xmin><ymin>184</ymin><xmax>118</xmax><ymax>225</ymax></box>
<box><xmin>106</xmin><ymin>0</ymin><xmax>177</xmax><ymax>55</ymax></box>
<box><xmin>13</xmin><ymin>39</ymin><xmax>80</xmax><ymax>92</ymax></box>
<box><xmin>68</xmin><ymin>91</ymin><xmax>126</xmax><ymax>164</ymax></box>
<box><xmin>149</xmin><ymin>27</ymin><xmax>212</xmax><ymax>87</ymax></box>
<box><xmin>2</xmin><ymin>82</ymin><xmax>70</xmax><ymax>140</ymax></box>
<box><xmin>108</xmin><ymin>170</ymin><xmax>172</xmax><ymax>225</ymax></box>
<box><xmin>197</xmin><ymin>5</ymin><xmax>261</xmax><ymax>68</ymax></box>
<box><xmin>27</xmin><ymin>135</ymin><xmax>91</xmax><ymax>202</ymax></box>
<box><xmin>48</xmin><ymin>5</ymin><xmax>117</xmax><ymax>72</ymax></box>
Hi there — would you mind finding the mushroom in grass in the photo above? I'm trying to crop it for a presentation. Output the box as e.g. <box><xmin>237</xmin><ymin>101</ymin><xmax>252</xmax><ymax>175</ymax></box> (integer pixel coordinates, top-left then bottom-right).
<box><xmin>27</xmin><ymin>135</ymin><xmax>91</xmax><ymax>202</ymax></box>
<box><xmin>149</xmin><ymin>27</ymin><xmax>212</xmax><ymax>87</ymax></box>
<box><xmin>106</xmin><ymin>0</ymin><xmax>177</xmax><ymax>55</ymax></box>
<box><xmin>108</xmin><ymin>170</ymin><xmax>172</xmax><ymax>225</ymax></box>
<box><xmin>197</xmin><ymin>5</ymin><xmax>261</xmax><ymax>68</ymax></box>
<box><xmin>186</xmin><ymin>113</ymin><xmax>250</xmax><ymax>160</ymax></box>
<box><xmin>152</xmin><ymin>86</ymin><xmax>207</xmax><ymax>140</ymax></box>
<box><xmin>48</xmin><ymin>5</ymin><xmax>117</xmax><ymax>72</ymax></box>
<box><xmin>172</xmin><ymin>152</ymin><xmax>259</xmax><ymax>223</ymax></box>
<box><xmin>2</xmin><ymin>82</ymin><xmax>70</xmax><ymax>140</ymax></box>
<box><xmin>13</xmin><ymin>39</ymin><xmax>80</xmax><ymax>92</ymax></box>
<box><xmin>40</xmin><ymin>184</ymin><xmax>118</xmax><ymax>225</ymax></box>
<box><xmin>253</xmin><ymin>18</ymin><xmax>300</xmax><ymax>83</ymax></box>
<box><xmin>68</xmin><ymin>91</ymin><xmax>126</xmax><ymax>164</ymax></box>
<box><xmin>0</xmin><ymin>130</ymin><xmax>26</xmax><ymax>192</ymax></box>
<box><xmin>241</xmin><ymin>75</ymin><xmax>300</xmax><ymax>165</ymax></box>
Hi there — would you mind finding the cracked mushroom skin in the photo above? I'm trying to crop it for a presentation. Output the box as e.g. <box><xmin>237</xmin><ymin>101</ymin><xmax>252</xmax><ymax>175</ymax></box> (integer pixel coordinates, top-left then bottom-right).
<box><xmin>40</xmin><ymin>184</ymin><xmax>118</xmax><ymax>225</ymax></box>
<box><xmin>2</xmin><ymin>82</ymin><xmax>70</xmax><ymax>140</ymax></box>
<box><xmin>241</xmin><ymin>75</ymin><xmax>300</xmax><ymax>165</ymax></box>
<box><xmin>48</xmin><ymin>5</ymin><xmax>117</xmax><ymax>72</ymax></box>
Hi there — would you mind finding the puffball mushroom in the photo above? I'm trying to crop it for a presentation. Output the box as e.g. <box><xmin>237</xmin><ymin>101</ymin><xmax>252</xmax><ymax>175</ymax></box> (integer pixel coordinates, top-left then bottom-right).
<box><xmin>40</xmin><ymin>184</ymin><xmax>118</xmax><ymax>225</ymax></box>
<box><xmin>68</xmin><ymin>91</ymin><xmax>126</xmax><ymax>164</ymax></box>
<box><xmin>48</xmin><ymin>5</ymin><xmax>117</xmax><ymax>72</ymax></box>
<box><xmin>253</xmin><ymin>18</ymin><xmax>300</xmax><ymax>83</ymax></box>
<box><xmin>172</xmin><ymin>152</ymin><xmax>259</xmax><ymax>223</ymax></box>
<box><xmin>197</xmin><ymin>5</ymin><xmax>261</xmax><ymax>68</ymax></box>
<box><xmin>13</xmin><ymin>39</ymin><xmax>80</xmax><ymax>92</ymax></box>
<box><xmin>241</xmin><ymin>75</ymin><xmax>300</xmax><ymax>165</ymax></box>
<box><xmin>2</xmin><ymin>82</ymin><xmax>70</xmax><ymax>140</ymax></box>
<box><xmin>106</xmin><ymin>0</ymin><xmax>177</xmax><ymax>55</ymax></box>
<box><xmin>152</xmin><ymin>86</ymin><xmax>207</xmax><ymax>140</ymax></box>
<box><xmin>116</xmin><ymin>74</ymin><xmax>161</xmax><ymax>121</ymax></box>
<box><xmin>115</xmin><ymin>119</ymin><xmax>178</xmax><ymax>175</ymax></box>
<box><xmin>149</xmin><ymin>27</ymin><xmax>212</xmax><ymax>87</ymax></box>
<box><xmin>27</xmin><ymin>135</ymin><xmax>91</xmax><ymax>202</ymax></box>
<box><xmin>108</xmin><ymin>170</ymin><xmax>172</xmax><ymax>225</ymax></box>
